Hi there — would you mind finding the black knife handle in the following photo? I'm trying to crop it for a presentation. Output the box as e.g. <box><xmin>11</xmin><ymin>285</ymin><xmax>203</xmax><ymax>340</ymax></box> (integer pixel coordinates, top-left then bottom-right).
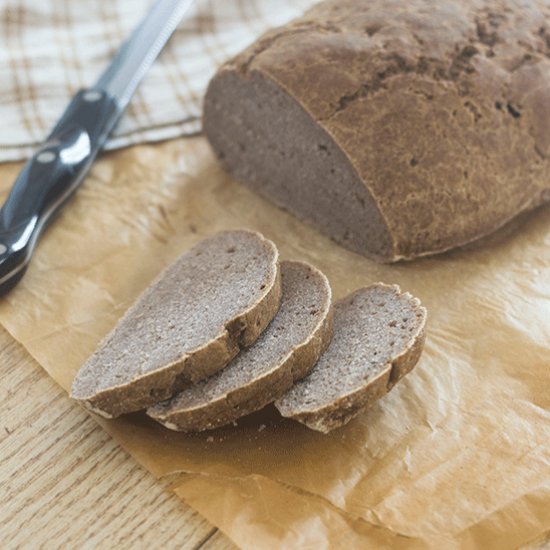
<box><xmin>0</xmin><ymin>88</ymin><xmax>120</xmax><ymax>294</ymax></box>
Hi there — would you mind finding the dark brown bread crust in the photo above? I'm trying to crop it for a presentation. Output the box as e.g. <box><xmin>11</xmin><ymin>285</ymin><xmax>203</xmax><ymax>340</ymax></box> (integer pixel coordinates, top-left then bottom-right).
<box><xmin>204</xmin><ymin>0</ymin><xmax>550</xmax><ymax>261</ymax></box>
<box><xmin>148</xmin><ymin>261</ymin><xmax>333</xmax><ymax>431</ymax></box>
<box><xmin>70</xmin><ymin>231</ymin><xmax>281</xmax><ymax>418</ymax></box>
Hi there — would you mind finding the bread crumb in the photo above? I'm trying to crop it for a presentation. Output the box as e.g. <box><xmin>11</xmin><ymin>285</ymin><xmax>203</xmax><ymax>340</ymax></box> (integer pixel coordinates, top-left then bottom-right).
<box><xmin>206</xmin><ymin>436</ymin><xmax>214</xmax><ymax>443</ymax></box>
<box><xmin>232</xmin><ymin>420</ymin><xmax>238</xmax><ymax>427</ymax></box>
<box><xmin>258</xmin><ymin>424</ymin><xmax>266</xmax><ymax>432</ymax></box>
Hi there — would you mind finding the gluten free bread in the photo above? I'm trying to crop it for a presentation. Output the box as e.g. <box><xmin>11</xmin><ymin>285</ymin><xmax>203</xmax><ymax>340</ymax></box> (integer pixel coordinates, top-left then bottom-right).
<box><xmin>71</xmin><ymin>230</ymin><xmax>428</xmax><ymax>434</ymax></box>
<box><xmin>204</xmin><ymin>0</ymin><xmax>550</xmax><ymax>261</ymax></box>
<box><xmin>148</xmin><ymin>261</ymin><xmax>333</xmax><ymax>431</ymax></box>
<box><xmin>276</xmin><ymin>284</ymin><xmax>427</xmax><ymax>433</ymax></box>
<box><xmin>70</xmin><ymin>230</ymin><xmax>281</xmax><ymax>418</ymax></box>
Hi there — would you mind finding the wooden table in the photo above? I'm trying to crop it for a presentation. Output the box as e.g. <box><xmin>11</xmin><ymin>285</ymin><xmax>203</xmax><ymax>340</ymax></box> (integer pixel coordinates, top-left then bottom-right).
<box><xmin>0</xmin><ymin>326</ymin><xmax>235</xmax><ymax>549</ymax></box>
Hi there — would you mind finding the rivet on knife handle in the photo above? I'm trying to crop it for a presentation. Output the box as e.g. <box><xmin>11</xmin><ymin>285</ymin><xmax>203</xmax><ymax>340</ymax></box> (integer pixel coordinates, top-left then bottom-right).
<box><xmin>0</xmin><ymin>0</ymin><xmax>195</xmax><ymax>295</ymax></box>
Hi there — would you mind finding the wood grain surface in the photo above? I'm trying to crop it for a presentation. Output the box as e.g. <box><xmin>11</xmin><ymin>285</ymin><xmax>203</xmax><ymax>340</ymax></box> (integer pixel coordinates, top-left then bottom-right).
<box><xmin>0</xmin><ymin>326</ymin><xmax>236</xmax><ymax>549</ymax></box>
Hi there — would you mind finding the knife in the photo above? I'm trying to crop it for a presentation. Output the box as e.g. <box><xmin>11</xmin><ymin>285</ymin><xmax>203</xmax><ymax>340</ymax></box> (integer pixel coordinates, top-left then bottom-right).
<box><xmin>0</xmin><ymin>0</ymin><xmax>194</xmax><ymax>295</ymax></box>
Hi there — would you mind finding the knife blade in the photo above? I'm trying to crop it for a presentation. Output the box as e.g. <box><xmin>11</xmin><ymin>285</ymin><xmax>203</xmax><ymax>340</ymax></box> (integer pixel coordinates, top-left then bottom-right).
<box><xmin>0</xmin><ymin>0</ymin><xmax>194</xmax><ymax>295</ymax></box>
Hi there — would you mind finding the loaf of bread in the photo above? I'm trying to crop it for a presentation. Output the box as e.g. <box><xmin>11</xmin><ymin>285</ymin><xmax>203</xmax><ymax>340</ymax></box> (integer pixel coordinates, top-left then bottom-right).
<box><xmin>204</xmin><ymin>0</ymin><xmax>550</xmax><ymax>261</ymax></box>
<box><xmin>71</xmin><ymin>230</ymin><xmax>428</xmax><ymax>435</ymax></box>
<box><xmin>70</xmin><ymin>231</ymin><xmax>281</xmax><ymax>418</ymax></box>
<box><xmin>276</xmin><ymin>284</ymin><xmax>427</xmax><ymax>433</ymax></box>
<box><xmin>148</xmin><ymin>261</ymin><xmax>333</xmax><ymax>431</ymax></box>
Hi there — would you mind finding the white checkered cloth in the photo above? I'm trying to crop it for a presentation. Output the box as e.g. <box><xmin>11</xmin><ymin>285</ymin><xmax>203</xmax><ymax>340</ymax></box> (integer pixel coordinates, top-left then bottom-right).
<box><xmin>0</xmin><ymin>0</ymin><xmax>317</xmax><ymax>162</ymax></box>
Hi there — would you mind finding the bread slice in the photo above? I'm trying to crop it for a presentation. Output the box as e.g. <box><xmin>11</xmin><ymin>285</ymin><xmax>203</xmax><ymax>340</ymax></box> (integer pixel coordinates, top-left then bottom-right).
<box><xmin>70</xmin><ymin>230</ymin><xmax>281</xmax><ymax>418</ymax></box>
<box><xmin>148</xmin><ymin>261</ymin><xmax>333</xmax><ymax>431</ymax></box>
<box><xmin>275</xmin><ymin>284</ymin><xmax>426</xmax><ymax>433</ymax></box>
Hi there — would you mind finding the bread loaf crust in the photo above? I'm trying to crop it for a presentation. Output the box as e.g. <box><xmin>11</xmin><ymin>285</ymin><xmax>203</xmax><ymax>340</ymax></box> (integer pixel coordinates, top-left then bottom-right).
<box><xmin>205</xmin><ymin>0</ymin><xmax>550</xmax><ymax>261</ymax></box>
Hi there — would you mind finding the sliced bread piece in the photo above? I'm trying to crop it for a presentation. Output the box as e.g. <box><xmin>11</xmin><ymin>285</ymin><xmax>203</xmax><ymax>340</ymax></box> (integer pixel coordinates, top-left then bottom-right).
<box><xmin>70</xmin><ymin>230</ymin><xmax>281</xmax><ymax>418</ymax></box>
<box><xmin>275</xmin><ymin>284</ymin><xmax>426</xmax><ymax>433</ymax></box>
<box><xmin>148</xmin><ymin>261</ymin><xmax>333</xmax><ymax>431</ymax></box>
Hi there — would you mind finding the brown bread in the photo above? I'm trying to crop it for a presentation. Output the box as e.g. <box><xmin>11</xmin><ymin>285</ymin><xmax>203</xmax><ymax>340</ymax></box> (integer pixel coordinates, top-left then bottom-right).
<box><xmin>148</xmin><ymin>260</ymin><xmax>333</xmax><ymax>431</ymax></box>
<box><xmin>204</xmin><ymin>0</ymin><xmax>550</xmax><ymax>261</ymax></box>
<box><xmin>276</xmin><ymin>284</ymin><xmax>426</xmax><ymax>433</ymax></box>
<box><xmin>70</xmin><ymin>230</ymin><xmax>281</xmax><ymax>418</ymax></box>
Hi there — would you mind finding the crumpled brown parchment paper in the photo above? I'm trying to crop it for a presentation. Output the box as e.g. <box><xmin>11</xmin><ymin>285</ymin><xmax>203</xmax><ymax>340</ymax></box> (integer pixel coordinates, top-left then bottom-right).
<box><xmin>0</xmin><ymin>137</ymin><xmax>548</xmax><ymax>549</ymax></box>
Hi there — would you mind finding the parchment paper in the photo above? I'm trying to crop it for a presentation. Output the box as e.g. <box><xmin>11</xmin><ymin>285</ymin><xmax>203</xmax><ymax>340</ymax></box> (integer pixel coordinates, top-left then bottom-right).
<box><xmin>0</xmin><ymin>137</ymin><xmax>548</xmax><ymax>549</ymax></box>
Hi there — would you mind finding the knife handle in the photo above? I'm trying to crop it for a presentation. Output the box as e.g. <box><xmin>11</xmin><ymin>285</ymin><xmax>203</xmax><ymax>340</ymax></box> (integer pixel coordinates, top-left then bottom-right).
<box><xmin>0</xmin><ymin>89</ymin><xmax>120</xmax><ymax>294</ymax></box>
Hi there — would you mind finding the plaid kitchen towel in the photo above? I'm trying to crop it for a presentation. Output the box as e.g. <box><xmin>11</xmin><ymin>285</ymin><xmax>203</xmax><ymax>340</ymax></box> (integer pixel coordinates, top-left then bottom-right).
<box><xmin>0</xmin><ymin>0</ymin><xmax>317</xmax><ymax>162</ymax></box>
